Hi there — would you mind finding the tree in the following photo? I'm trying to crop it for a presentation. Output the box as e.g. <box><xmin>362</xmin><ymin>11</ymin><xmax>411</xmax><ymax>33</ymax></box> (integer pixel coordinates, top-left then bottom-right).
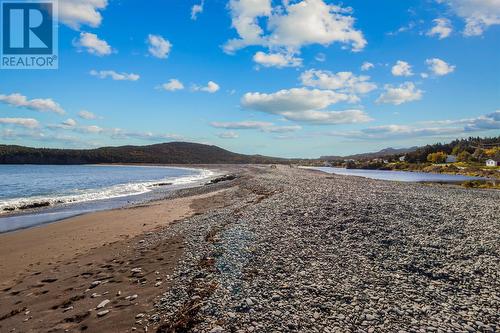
<box><xmin>457</xmin><ymin>151</ymin><xmax>471</xmax><ymax>162</ymax></box>
<box><xmin>427</xmin><ymin>151</ymin><xmax>447</xmax><ymax>163</ymax></box>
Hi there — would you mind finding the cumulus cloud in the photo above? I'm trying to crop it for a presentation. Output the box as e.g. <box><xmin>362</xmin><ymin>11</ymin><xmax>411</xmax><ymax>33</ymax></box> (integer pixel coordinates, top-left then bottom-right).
<box><xmin>300</xmin><ymin>70</ymin><xmax>377</xmax><ymax>102</ymax></box>
<box><xmin>361</xmin><ymin>62</ymin><xmax>374</xmax><ymax>71</ymax></box>
<box><xmin>391</xmin><ymin>60</ymin><xmax>413</xmax><ymax>77</ymax></box>
<box><xmin>241</xmin><ymin>88</ymin><xmax>372</xmax><ymax>125</ymax></box>
<box><xmin>217</xmin><ymin>131</ymin><xmax>239</xmax><ymax>139</ymax></box>
<box><xmin>59</xmin><ymin>0</ymin><xmax>108</xmax><ymax>29</ymax></box>
<box><xmin>0</xmin><ymin>93</ymin><xmax>65</xmax><ymax>115</ymax></box>
<box><xmin>0</xmin><ymin>118</ymin><xmax>39</xmax><ymax>129</ymax></box>
<box><xmin>210</xmin><ymin>120</ymin><xmax>302</xmax><ymax>133</ymax></box>
<box><xmin>253</xmin><ymin>51</ymin><xmax>302</xmax><ymax>68</ymax></box>
<box><xmin>74</xmin><ymin>32</ymin><xmax>112</xmax><ymax>56</ymax></box>
<box><xmin>193</xmin><ymin>81</ymin><xmax>220</xmax><ymax>93</ymax></box>
<box><xmin>147</xmin><ymin>35</ymin><xmax>172</xmax><ymax>59</ymax></box>
<box><xmin>78</xmin><ymin>110</ymin><xmax>97</xmax><ymax>120</ymax></box>
<box><xmin>427</xmin><ymin>18</ymin><xmax>453</xmax><ymax>39</ymax></box>
<box><xmin>90</xmin><ymin>70</ymin><xmax>140</xmax><ymax>81</ymax></box>
<box><xmin>376</xmin><ymin>82</ymin><xmax>423</xmax><ymax>105</ymax></box>
<box><xmin>224</xmin><ymin>0</ymin><xmax>366</xmax><ymax>56</ymax></box>
<box><xmin>426</xmin><ymin>58</ymin><xmax>456</xmax><ymax>76</ymax></box>
<box><xmin>159</xmin><ymin>79</ymin><xmax>185</xmax><ymax>91</ymax></box>
<box><xmin>439</xmin><ymin>0</ymin><xmax>500</xmax><ymax>36</ymax></box>
<box><xmin>191</xmin><ymin>1</ymin><xmax>204</xmax><ymax>20</ymax></box>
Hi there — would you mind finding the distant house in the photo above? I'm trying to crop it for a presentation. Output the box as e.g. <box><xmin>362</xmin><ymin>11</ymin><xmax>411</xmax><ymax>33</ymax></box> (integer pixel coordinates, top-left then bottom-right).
<box><xmin>446</xmin><ymin>155</ymin><xmax>457</xmax><ymax>163</ymax></box>
<box><xmin>399</xmin><ymin>155</ymin><xmax>406</xmax><ymax>162</ymax></box>
<box><xmin>323</xmin><ymin>161</ymin><xmax>332</xmax><ymax>167</ymax></box>
<box><xmin>486</xmin><ymin>159</ymin><xmax>498</xmax><ymax>167</ymax></box>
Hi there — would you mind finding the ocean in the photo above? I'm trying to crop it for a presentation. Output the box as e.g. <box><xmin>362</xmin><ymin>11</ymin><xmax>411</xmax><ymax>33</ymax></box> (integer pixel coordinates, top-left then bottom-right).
<box><xmin>0</xmin><ymin>164</ymin><xmax>214</xmax><ymax>232</ymax></box>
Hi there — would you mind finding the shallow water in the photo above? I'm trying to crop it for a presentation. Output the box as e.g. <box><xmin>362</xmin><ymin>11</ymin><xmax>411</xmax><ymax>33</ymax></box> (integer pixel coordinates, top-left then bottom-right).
<box><xmin>0</xmin><ymin>164</ymin><xmax>214</xmax><ymax>232</ymax></box>
<box><xmin>306</xmin><ymin>166</ymin><xmax>487</xmax><ymax>183</ymax></box>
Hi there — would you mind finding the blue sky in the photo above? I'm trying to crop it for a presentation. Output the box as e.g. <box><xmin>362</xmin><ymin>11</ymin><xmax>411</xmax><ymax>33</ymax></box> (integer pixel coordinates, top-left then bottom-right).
<box><xmin>0</xmin><ymin>0</ymin><xmax>499</xmax><ymax>158</ymax></box>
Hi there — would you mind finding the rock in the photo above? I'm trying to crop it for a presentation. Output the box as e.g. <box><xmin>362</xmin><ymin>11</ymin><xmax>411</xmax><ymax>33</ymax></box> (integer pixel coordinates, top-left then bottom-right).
<box><xmin>62</xmin><ymin>306</ymin><xmax>73</xmax><ymax>312</ymax></box>
<box><xmin>96</xmin><ymin>299</ymin><xmax>110</xmax><ymax>309</ymax></box>
<box><xmin>126</xmin><ymin>294</ymin><xmax>138</xmax><ymax>301</ymax></box>
<box><xmin>89</xmin><ymin>281</ymin><xmax>101</xmax><ymax>289</ymax></box>
<box><xmin>136</xmin><ymin>313</ymin><xmax>145</xmax><ymax>319</ymax></box>
<box><xmin>97</xmin><ymin>310</ymin><xmax>109</xmax><ymax>317</ymax></box>
<box><xmin>131</xmin><ymin>268</ymin><xmax>142</xmax><ymax>274</ymax></box>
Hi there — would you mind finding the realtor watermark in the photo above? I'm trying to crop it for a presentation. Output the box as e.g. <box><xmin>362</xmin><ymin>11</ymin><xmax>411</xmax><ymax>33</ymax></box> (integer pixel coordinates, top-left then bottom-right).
<box><xmin>1</xmin><ymin>0</ymin><xmax>58</xmax><ymax>69</ymax></box>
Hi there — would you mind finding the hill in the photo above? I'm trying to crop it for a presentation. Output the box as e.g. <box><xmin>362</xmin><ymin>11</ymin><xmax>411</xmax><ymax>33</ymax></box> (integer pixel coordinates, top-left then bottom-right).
<box><xmin>321</xmin><ymin>147</ymin><xmax>418</xmax><ymax>161</ymax></box>
<box><xmin>0</xmin><ymin>142</ymin><xmax>284</xmax><ymax>165</ymax></box>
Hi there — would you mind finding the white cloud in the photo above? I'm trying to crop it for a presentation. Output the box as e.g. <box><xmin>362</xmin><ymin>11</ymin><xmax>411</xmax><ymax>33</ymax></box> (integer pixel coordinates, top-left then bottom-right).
<box><xmin>109</xmin><ymin>128</ymin><xmax>184</xmax><ymax>141</ymax></box>
<box><xmin>426</xmin><ymin>58</ymin><xmax>456</xmax><ymax>76</ymax></box>
<box><xmin>59</xmin><ymin>0</ymin><xmax>108</xmax><ymax>29</ymax></box>
<box><xmin>78</xmin><ymin>125</ymin><xmax>104</xmax><ymax>134</ymax></box>
<box><xmin>315</xmin><ymin>53</ymin><xmax>326</xmax><ymax>62</ymax></box>
<box><xmin>361</xmin><ymin>62</ymin><xmax>374</xmax><ymax>71</ymax></box>
<box><xmin>90</xmin><ymin>70</ymin><xmax>140</xmax><ymax>81</ymax></box>
<box><xmin>159</xmin><ymin>79</ymin><xmax>185</xmax><ymax>91</ymax></box>
<box><xmin>62</xmin><ymin>118</ymin><xmax>77</xmax><ymax>127</ymax></box>
<box><xmin>333</xmin><ymin>111</ymin><xmax>500</xmax><ymax>139</ymax></box>
<box><xmin>241</xmin><ymin>88</ymin><xmax>371</xmax><ymax>125</ymax></box>
<box><xmin>376</xmin><ymin>82</ymin><xmax>423</xmax><ymax>105</ymax></box>
<box><xmin>282</xmin><ymin>109</ymin><xmax>372</xmax><ymax>125</ymax></box>
<box><xmin>463</xmin><ymin>110</ymin><xmax>500</xmax><ymax>131</ymax></box>
<box><xmin>0</xmin><ymin>93</ymin><xmax>65</xmax><ymax>115</ymax></box>
<box><xmin>224</xmin><ymin>0</ymin><xmax>366</xmax><ymax>55</ymax></box>
<box><xmin>147</xmin><ymin>35</ymin><xmax>172</xmax><ymax>59</ymax></box>
<box><xmin>391</xmin><ymin>60</ymin><xmax>413</xmax><ymax>77</ymax></box>
<box><xmin>211</xmin><ymin>120</ymin><xmax>274</xmax><ymax>129</ymax></box>
<box><xmin>78</xmin><ymin>110</ymin><xmax>97</xmax><ymax>120</ymax></box>
<box><xmin>0</xmin><ymin>118</ymin><xmax>39</xmax><ymax>129</ymax></box>
<box><xmin>210</xmin><ymin>120</ymin><xmax>302</xmax><ymax>133</ymax></box>
<box><xmin>427</xmin><ymin>18</ymin><xmax>453</xmax><ymax>39</ymax></box>
<box><xmin>193</xmin><ymin>81</ymin><xmax>220</xmax><ymax>93</ymax></box>
<box><xmin>253</xmin><ymin>51</ymin><xmax>302</xmax><ymax>68</ymax></box>
<box><xmin>74</xmin><ymin>32</ymin><xmax>112</xmax><ymax>56</ymax></box>
<box><xmin>439</xmin><ymin>0</ymin><xmax>500</xmax><ymax>36</ymax></box>
<box><xmin>191</xmin><ymin>1</ymin><xmax>204</xmax><ymax>20</ymax></box>
<box><xmin>217</xmin><ymin>131</ymin><xmax>239</xmax><ymax>139</ymax></box>
<box><xmin>242</xmin><ymin>88</ymin><xmax>350</xmax><ymax>113</ymax></box>
<box><xmin>300</xmin><ymin>70</ymin><xmax>377</xmax><ymax>102</ymax></box>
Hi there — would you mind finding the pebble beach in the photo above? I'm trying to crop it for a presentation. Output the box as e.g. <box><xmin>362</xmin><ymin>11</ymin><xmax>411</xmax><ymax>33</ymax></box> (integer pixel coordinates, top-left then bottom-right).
<box><xmin>0</xmin><ymin>165</ymin><xmax>498</xmax><ymax>332</ymax></box>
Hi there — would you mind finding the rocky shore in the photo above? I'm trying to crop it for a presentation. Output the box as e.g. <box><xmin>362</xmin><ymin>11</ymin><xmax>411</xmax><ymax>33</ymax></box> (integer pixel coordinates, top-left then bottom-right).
<box><xmin>146</xmin><ymin>166</ymin><xmax>499</xmax><ymax>332</ymax></box>
<box><xmin>1</xmin><ymin>165</ymin><xmax>498</xmax><ymax>332</ymax></box>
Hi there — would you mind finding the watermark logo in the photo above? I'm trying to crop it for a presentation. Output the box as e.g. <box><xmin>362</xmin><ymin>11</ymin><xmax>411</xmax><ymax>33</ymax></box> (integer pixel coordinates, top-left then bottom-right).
<box><xmin>1</xmin><ymin>0</ymin><xmax>58</xmax><ymax>69</ymax></box>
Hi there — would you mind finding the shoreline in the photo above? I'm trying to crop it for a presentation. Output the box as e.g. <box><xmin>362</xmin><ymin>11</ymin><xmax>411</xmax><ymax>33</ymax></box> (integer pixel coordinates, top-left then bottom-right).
<box><xmin>0</xmin><ymin>165</ymin><xmax>221</xmax><ymax>233</ymax></box>
<box><xmin>1</xmin><ymin>165</ymin><xmax>498</xmax><ymax>332</ymax></box>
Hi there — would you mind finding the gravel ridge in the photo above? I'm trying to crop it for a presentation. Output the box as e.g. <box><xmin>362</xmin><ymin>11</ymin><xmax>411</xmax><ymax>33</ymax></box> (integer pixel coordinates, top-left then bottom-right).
<box><xmin>142</xmin><ymin>166</ymin><xmax>499</xmax><ymax>333</ymax></box>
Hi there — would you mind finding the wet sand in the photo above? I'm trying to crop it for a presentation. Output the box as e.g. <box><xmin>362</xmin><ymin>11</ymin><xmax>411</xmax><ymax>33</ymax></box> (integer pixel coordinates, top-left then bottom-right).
<box><xmin>0</xmin><ymin>179</ymin><xmax>238</xmax><ymax>333</ymax></box>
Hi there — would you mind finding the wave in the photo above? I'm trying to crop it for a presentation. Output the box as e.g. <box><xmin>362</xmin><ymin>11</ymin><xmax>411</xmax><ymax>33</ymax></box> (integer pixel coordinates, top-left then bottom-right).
<box><xmin>0</xmin><ymin>168</ymin><xmax>216</xmax><ymax>215</ymax></box>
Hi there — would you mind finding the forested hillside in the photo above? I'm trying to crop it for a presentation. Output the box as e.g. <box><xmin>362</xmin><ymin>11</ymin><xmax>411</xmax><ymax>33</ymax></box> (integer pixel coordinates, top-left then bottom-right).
<box><xmin>0</xmin><ymin>142</ymin><xmax>284</xmax><ymax>165</ymax></box>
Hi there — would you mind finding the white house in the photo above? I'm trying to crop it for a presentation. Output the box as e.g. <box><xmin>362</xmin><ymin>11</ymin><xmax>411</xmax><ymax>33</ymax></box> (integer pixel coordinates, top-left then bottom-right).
<box><xmin>486</xmin><ymin>159</ymin><xmax>498</xmax><ymax>167</ymax></box>
<box><xmin>446</xmin><ymin>155</ymin><xmax>457</xmax><ymax>163</ymax></box>
<box><xmin>399</xmin><ymin>155</ymin><xmax>406</xmax><ymax>162</ymax></box>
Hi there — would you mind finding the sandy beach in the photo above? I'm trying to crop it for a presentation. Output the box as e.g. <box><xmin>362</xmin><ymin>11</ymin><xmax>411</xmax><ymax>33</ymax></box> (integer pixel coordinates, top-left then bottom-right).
<box><xmin>0</xmin><ymin>165</ymin><xmax>499</xmax><ymax>333</ymax></box>
<box><xmin>0</xmin><ymin>171</ymin><xmax>239</xmax><ymax>332</ymax></box>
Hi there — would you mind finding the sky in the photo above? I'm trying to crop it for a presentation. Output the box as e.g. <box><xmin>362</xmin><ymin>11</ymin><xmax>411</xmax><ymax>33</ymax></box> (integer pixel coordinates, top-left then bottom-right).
<box><xmin>0</xmin><ymin>0</ymin><xmax>499</xmax><ymax>158</ymax></box>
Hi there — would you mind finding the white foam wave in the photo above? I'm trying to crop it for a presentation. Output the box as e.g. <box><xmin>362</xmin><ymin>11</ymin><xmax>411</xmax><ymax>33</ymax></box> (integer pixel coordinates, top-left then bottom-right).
<box><xmin>0</xmin><ymin>168</ymin><xmax>216</xmax><ymax>214</ymax></box>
